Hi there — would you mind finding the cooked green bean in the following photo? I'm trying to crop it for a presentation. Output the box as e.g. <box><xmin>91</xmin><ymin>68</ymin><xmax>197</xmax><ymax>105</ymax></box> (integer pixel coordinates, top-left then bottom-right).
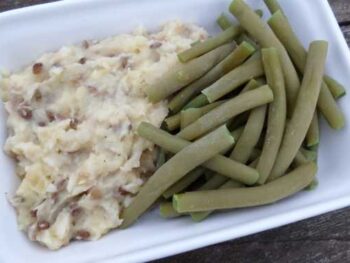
<box><xmin>202</xmin><ymin>58</ymin><xmax>264</xmax><ymax>102</ymax></box>
<box><xmin>236</xmin><ymin>33</ymin><xmax>258</xmax><ymax>49</ymax></box>
<box><xmin>231</xmin><ymin>126</ymin><xmax>244</xmax><ymax>141</ymax></box>
<box><xmin>246</xmin><ymin>50</ymin><xmax>261</xmax><ymax>63</ymax></box>
<box><xmin>306</xmin><ymin>112</ymin><xmax>319</xmax><ymax>147</ymax></box>
<box><xmin>156</xmin><ymin>148</ymin><xmax>166</xmax><ymax>169</ymax></box>
<box><xmin>163</xmin><ymin>167</ymin><xmax>205</xmax><ymax>199</ymax></box>
<box><xmin>268</xmin><ymin>10</ymin><xmax>345</xmax><ymax>129</ymax></box>
<box><xmin>300</xmin><ymin>148</ymin><xmax>317</xmax><ymax>162</ymax></box>
<box><xmin>217</xmin><ymin>13</ymin><xmax>233</xmax><ymax>30</ymax></box>
<box><xmin>324</xmin><ymin>75</ymin><xmax>346</xmax><ymax>99</ymax></box>
<box><xmin>191</xmin><ymin>40</ymin><xmax>201</xmax><ymax>47</ymax></box>
<box><xmin>240</xmin><ymin>78</ymin><xmax>264</xmax><ymax>93</ymax></box>
<box><xmin>138</xmin><ymin>122</ymin><xmax>259</xmax><ymax>184</ymax></box>
<box><xmin>269</xmin><ymin>41</ymin><xmax>328</xmax><ymax>180</ymax></box>
<box><xmin>255</xmin><ymin>9</ymin><xmax>264</xmax><ymax>17</ymax></box>
<box><xmin>264</xmin><ymin>0</ymin><xmax>284</xmax><ymax>15</ymax></box>
<box><xmin>249</xmin><ymin>157</ymin><xmax>259</xmax><ymax>168</ymax></box>
<box><xmin>120</xmin><ymin>125</ymin><xmax>234</xmax><ymax>227</ymax></box>
<box><xmin>204</xmin><ymin>170</ymin><xmax>215</xmax><ymax>181</ymax></box>
<box><xmin>169</xmin><ymin>41</ymin><xmax>256</xmax><ymax>113</ymax></box>
<box><xmin>190</xmin><ymin>141</ymin><xmax>255</xmax><ymax>220</ymax></box>
<box><xmin>181</xmin><ymin>100</ymin><xmax>225</xmax><ymax>129</ymax></box>
<box><xmin>228</xmin><ymin>112</ymin><xmax>249</xmax><ymax>130</ymax></box>
<box><xmin>293</xmin><ymin>151</ymin><xmax>309</xmax><ymax>167</ymax></box>
<box><xmin>305</xmin><ymin>179</ymin><xmax>318</xmax><ymax>191</ymax></box>
<box><xmin>293</xmin><ymin>148</ymin><xmax>317</xmax><ymax>167</ymax></box>
<box><xmin>173</xmin><ymin>162</ymin><xmax>317</xmax><ymax>213</ymax></box>
<box><xmin>164</xmin><ymin>114</ymin><xmax>181</xmax><ymax>131</ymax></box>
<box><xmin>183</xmin><ymin>94</ymin><xmax>209</xmax><ymax>110</ymax></box>
<box><xmin>178</xmin><ymin>26</ymin><xmax>241</xmax><ymax>63</ymax></box>
<box><xmin>191</xmin><ymin>180</ymin><xmax>243</xmax><ymax>221</ymax></box>
<box><xmin>230</xmin><ymin>105</ymin><xmax>266</xmax><ymax>164</ymax></box>
<box><xmin>197</xmin><ymin>174</ymin><xmax>227</xmax><ymax>191</ymax></box>
<box><xmin>178</xmin><ymin>85</ymin><xmax>273</xmax><ymax>140</ymax></box>
<box><xmin>180</xmin><ymin>108</ymin><xmax>202</xmax><ymax>130</ymax></box>
<box><xmin>230</xmin><ymin>0</ymin><xmax>300</xmax><ymax>115</ymax></box>
<box><xmin>160</xmin><ymin>202</ymin><xmax>182</xmax><ymax>218</ymax></box>
<box><xmin>146</xmin><ymin>44</ymin><xmax>234</xmax><ymax>103</ymax></box>
<box><xmin>256</xmin><ymin>48</ymin><xmax>286</xmax><ymax>184</ymax></box>
<box><xmin>317</xmin><ymin>82</ymin><xmax>345</xmax><ymax>129</ymax></box>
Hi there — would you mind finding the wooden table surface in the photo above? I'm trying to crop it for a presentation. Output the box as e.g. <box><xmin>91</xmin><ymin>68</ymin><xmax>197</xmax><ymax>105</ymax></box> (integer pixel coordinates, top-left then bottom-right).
<box><xmin>1</xmin><ymin>1</ymin><xmax>349</xmax><ymax>262</ymax></box>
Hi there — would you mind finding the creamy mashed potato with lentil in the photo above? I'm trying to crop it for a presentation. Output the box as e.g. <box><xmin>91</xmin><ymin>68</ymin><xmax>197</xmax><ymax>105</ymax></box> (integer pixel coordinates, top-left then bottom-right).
<box><xmin>0</xmin><ymin>21</ymin><xmax>207</xmax><ymax>250</ymax></box>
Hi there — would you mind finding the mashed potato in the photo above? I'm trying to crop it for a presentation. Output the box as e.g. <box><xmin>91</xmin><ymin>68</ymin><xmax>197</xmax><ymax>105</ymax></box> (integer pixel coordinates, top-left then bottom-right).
<box><xmin>0</xmin><ymin>21</ymin><xmax>207</xmax><ymax>249</ymax></box>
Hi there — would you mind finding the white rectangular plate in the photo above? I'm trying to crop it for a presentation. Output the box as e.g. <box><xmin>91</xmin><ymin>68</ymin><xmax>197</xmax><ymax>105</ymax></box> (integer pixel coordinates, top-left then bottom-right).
<box><xmin>0</xmin><ymin>0</ymin><xmax>350</xmax><ymax>262</ymax></box>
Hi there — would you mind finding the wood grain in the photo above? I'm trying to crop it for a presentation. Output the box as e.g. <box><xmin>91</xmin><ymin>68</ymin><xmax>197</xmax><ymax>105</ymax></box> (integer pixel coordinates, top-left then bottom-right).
<box><xmin>0</xmin><ymin>1</ymin><xmax>349</xmax><ymax>262</ymax></box>
<box><xmin>329</xmin><ymin>0</ymin><xmax>350</xmax><ymax>25</ymax></box>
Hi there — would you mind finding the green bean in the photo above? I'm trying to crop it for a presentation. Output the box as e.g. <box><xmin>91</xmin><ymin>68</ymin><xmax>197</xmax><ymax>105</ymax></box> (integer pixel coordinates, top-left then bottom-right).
<box><xmin>306</xmin><ymin>112</ymin><xmax>319</xmax><ymax>147</ymax></box>
<box><xmin>173</xmin><ymin>162</ymin><xmax>317</xmax><ymax>213</ymax></box>
<box><xmin>305</xmin><ymin>179</ymin><xmax>318</xmax><ymax>191</ymax></box>
<box><xmin>230</xmin><ymin>0</ymin><xmax>300</xmax><ymax>115</ymax></box>
<box><xmin>191</xmin><ymin>40</ymin><xmax>201</xmax><ymax>47</ymax></box>
<box><xmin>249</xmin><ymin>148</ymin><xmax>261</xmax><ymax>162</ymax></box>
<box><xmin>156</xmin><ymin>148</ymin><xmax>166</xmax><ymax>169</ymax></box>
<box><xmin>146</xmin><ymin>44</ymin><xmax>234</xmax><ymax>103</ymax></box>
<box><xmin>202</xmin><ymin>58</ymin><xmax>264</xmax><ymax>102</ymax></box>
<box><xmin>317</xmin><ymin>82</ymin><xmax>345</xmax><ymax>129</ymax></box>
<box><xmin>164</xmin><ymin>114</ymin><xmax>181</xmax><ymax>131</ymax></box>
<box><xmin>190</xmin><ymin>180</ymin><xmax>243</xmax><ymax>221</ymax></box>
<box><xmin>256</xmin><ymin>48</ymin><xmax>287</xmax><ymax>184</ymax></box>
<box><xmin>169</xmin><ymin>41</ymin><xmax>256</xmax><ymax>113</ymax></box>
<box><xmin>255</xmin><ymin>9</ymin><xmax>264</xmax><ymax>17</ymax></box>
<box><xmin>300</xmin><ymin>148</ymin><xmax>317</xmax><ymax>162</ymax></box>
<box><xmin>183</xmin><ymin>94</ymin><xmax>209</xmax><ymax>110</ymax></box>
<box><xmin>180</xmin><ymin>101</ymin><xmax>225</xmax><ymax>129</ymax></box>
<box><xmin>230</xmin><ymin>105</ymin><xmax>266</xmax><ymax>164</ymax></box>
<box><xmin>293</xmin><ymin>151</ymin><xmax>309</xmax><ymax>167</ymax></box>
<box><xmin>204</xmin><ymin>170</ymin><xmax>215</xmax><ymax>181</ymax></box>
<box><xmin>324</xmin><ymin>75</ymin><xmax>346</xmax><ymax>99</ymax></box>
<box><xmin>197</xmin><ymin>174</ymin><xmax>227</xmax><ymax>191</ymax></box>
<box><xmin>228</xmin><ymin>79</ymin><xmax>265</xmax><ymax>131</ymax></box>
<box><xmin>138</xmin><ymin>122</ymin><xmax>259</xmax><ymax>184</ymax></box>
<box><xmin>191</xmin><ymin>140</ymin><xmax>258</xmax><ymax>221</ymax></box>
<box><xmin>246</xmin><ymin>50</ymin><xmax>261</xmax><ymax>63</ymax></box>
<box><xmin>228</xmin><ymin>113</ymin><xmax>249</xmax><ymax>130</ymax></box>
<box><xmin>236</xmin><ymin>33</ymin><xmax>258</xmax><ymax>50</ymax></box>
<box><xmin>178</xmin><ymin>26</ymin><xmax>241</xmax><ymax>63</ymax></box>
<box><xmin>230</xmin><ymin>126</ymin><xmax>244</xmax><ymax>141</ymax></box>
<box><xmin>293</xmin><ymin>148</ymin><xmax>317</xmax><ymax>167</ymax></box>
<box><xmin>268</xmin><ymin>11</ymin><xmax>345</xmax><ymax>129</ymax></box>
<box><xmin>264</xmin><ymin>0</ymin><xmax>284</xmax><ymax>15</ymax></box>
<box><xmin>160</xmin><ymin>202</ymin><xmax>182</xmax><ymax>218</ymax></box>
<box><xmin>178</xmin><ymin>85</ymin><xmax>273</xmax><ymax>140</ymax></box>
<box><xmin>191</xmin><ymin>150</ymin><xmax>256</xmax><ymax>221</ymax></box>
<box><xmin>120</xmin><ymin>125</ymin><xmax>234</xmax><ymax>228</ymax></box>
<box><xmin>163</xmin><ymin>167</ymin><xmax>205</xmax><ymax>199</ymax></box>
<box><xmin>217</xmin><ymin>13</ymin><xmax>233</xmax><ymax>30</ymax></box>
<box><xmin>249</xmin><ymin>157</ymin><xmax>259</xmax><ymax>168</ymax></box>
<box><xmin>180</xmin><ymin>108</ymin><xmax>202</xmax><ymax>130</ymax></box>
<box><xmin>269</xmin><ymin>41</ymin><xmax>328</xmax><ymax>180</ymax></box>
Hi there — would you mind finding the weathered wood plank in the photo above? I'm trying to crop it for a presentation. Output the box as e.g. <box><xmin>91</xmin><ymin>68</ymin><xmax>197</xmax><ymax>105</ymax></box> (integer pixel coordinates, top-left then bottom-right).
<box><xmin>329</xmin><ymin>0</ymin><xmax>350</xmax><ymax>25</ymax></box>
<box><xmin>156</xmin><ymin>207</ymin><xmax>350</xmax><ymax>262</ymax></box>
<box><xmin>341</xmin><ymin>25</ymin><xmax>350</xmax><ymax>46</ymax></box>
<box><xmin>158</xmin><ymin>240</ymin><xmax>350</xmax><ymax>263</ymax></box>
<box><xmin>0</xmin><ymin>0</ymin><xmax>58</xmax><ymax>12</ymax></box>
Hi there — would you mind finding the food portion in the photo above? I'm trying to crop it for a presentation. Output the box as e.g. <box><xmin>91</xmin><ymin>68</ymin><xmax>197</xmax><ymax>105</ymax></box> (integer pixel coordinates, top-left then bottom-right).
<box><xmin>0</xmin><ymin>0</ymin><xmax>347</xmax><ymax>251</ymax></box>
<box><xmin>0</xmin><ymin>21</ymin><xmax>208</xmax><ymax>249</ymax></box>
<box><xmin>121</xmin><ymin>0</ymin><xmax>345</xmax><ymax>225</ymax></box>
